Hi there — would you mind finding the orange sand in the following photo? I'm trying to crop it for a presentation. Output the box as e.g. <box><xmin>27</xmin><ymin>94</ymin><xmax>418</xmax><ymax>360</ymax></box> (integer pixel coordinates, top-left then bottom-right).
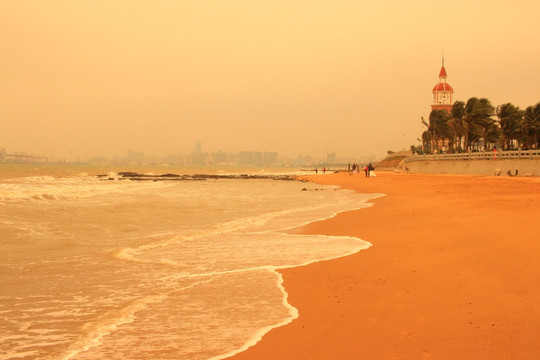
<box><xmin>230</xmin><ymin>171</ymin><xmax>540</xmax><ymax>359</ymax></box>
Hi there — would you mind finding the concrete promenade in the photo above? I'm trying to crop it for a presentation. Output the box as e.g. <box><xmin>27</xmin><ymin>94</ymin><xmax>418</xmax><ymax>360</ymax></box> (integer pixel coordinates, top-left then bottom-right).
<box><xmin>401</xmin><ymin>150</ymin><xmax>540</xmax><ymax>176</ymax></box>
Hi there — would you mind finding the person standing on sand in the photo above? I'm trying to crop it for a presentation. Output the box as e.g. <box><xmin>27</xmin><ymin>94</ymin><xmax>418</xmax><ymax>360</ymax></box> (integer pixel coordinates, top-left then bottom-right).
<box><xmin>364</xmin><ymin>165</ymin><xmax>369</xmax><ymax>177</ymax></box>
<box><xmin>367</xmin><ymin>163</ymin><xmax>376</xmax><ymax>177</ymax></box>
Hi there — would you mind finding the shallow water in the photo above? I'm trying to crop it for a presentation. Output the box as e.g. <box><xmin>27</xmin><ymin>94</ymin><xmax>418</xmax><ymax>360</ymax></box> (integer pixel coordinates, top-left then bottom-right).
<box><xmin>0</xmin><ymin>165</ymin><xmax>378</xmax><ymax>359</ymax></box>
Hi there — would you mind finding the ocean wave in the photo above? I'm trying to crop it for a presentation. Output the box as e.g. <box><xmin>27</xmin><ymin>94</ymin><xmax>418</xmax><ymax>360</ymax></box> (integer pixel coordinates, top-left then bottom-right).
<box><xmin>0</xmin><ymin>175</ymin><xmax>175</xmax><ymax>202</ymax></box>
<box><xmin>59</xmin><ymin>294</ymin><xmax>167</xmax><ymax>360</ymax></box>
<box><xmin>208</xmin><ymin>270</ymin><xmax>298</xmax><ymax>360</ymax></box>
<box><xmin>2</xmin><ymin>174</ymin><xmax>383</xmax><ymax>360</ymax></box>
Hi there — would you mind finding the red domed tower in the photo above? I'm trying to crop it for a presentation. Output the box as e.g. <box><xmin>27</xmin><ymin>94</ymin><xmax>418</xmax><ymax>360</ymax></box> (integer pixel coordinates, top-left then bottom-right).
<box><xmin>431</xmin><ymin>57</ymin><xmax>454</xmax><ymax>113</ymax></box>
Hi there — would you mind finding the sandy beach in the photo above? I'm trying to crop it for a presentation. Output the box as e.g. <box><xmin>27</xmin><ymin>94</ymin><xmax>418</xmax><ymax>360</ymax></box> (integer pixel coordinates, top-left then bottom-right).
<box><xmin>230</xmin><ymin>171</ymin><xmax>540</xmax><ymax>359</ymax></box>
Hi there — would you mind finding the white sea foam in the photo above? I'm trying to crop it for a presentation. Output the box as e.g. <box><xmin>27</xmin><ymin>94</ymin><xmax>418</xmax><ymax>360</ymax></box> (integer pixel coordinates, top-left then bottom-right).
<box><xmin>59</xmin><ymin>295</ymin><xmax>167</xmax><ymax>360</ymax></box>
<box><xmin>0</xmin><ymin>175</ymin><xmax>174</xmax><ymax>202</ymax></box>
<box><xmin>208</xmin><ymin>270</ymin><xmax>299</xmax><ymax>360</ymax></box>
<box><xmin>201</xmin><ymin>234</ymin><xmax>371</xmax><ymax>360</ymax></box>
<box><xmin>1</xmin><ymin>169</ymin><xmax>382</xmax><ymax>360</ymax></box>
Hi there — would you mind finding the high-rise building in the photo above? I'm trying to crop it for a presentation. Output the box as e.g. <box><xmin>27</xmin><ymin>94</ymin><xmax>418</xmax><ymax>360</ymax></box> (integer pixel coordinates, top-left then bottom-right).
<box><xmin>263</xmin><ymin>152</ymin><xmax>278</xmax><ymax>165</ymax></box>
<box><xmin>238</xmin><ymin>151</ymin><xmax>253</xmax><ymax>165</ymax></box>
<box><xmin>192</xmin><ymin>141</ymin><xmax>204</xmax><ymax>165</ymax></box>
<box><xmin>253</xmin><ymin>151</ymin><xmax>263</xmax><ymax>166</ymax></box>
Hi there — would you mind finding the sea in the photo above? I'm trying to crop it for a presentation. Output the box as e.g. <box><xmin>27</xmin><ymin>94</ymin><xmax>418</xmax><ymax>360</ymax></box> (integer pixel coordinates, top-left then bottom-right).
<box><xmin>0</xmin><ymin>164</ymin><xmax>379</xmax><ymax>360</ymax></box>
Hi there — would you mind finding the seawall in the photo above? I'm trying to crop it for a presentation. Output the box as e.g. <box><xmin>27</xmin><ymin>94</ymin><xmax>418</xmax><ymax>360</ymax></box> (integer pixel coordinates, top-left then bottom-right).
<box><xmin>403</xmin><ymin>159</ymin><xmax>539</xmax><ymax>176</ymax></box>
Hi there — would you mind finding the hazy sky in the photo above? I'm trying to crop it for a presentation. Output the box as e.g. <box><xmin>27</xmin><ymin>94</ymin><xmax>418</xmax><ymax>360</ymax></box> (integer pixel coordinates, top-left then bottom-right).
<box><xmin>1</xmin><ymin>1</ymin><xmax>539</xmax><ymax>161</ymax></box>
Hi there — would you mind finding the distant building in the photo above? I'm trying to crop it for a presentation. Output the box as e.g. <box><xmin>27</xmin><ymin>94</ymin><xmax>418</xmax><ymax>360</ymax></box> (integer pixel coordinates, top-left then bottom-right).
<box><xmin>253</xmin><ymin>151</ymin><xmax>263</xmax><ymax>166</ymax></box>
<box><xmin>237</xmin><ymin>151</ymin><xmax>279</xmax><ymax>166</ymax></box>
<box><xmin>192</xmin><ymin>141</ymin><xmax>205</xmax><ymax>165</ymax></box>
<box><xmin>263</xmin><ymin>152</ymin><xmax>278</xmax><ymax>165</ymax></box>
<box><xmin>212</xmin><ymin>150</ymin><xmax>228</xmax><ymax>164</ymax></box>
<box><xmin>326</xmin><ymin>152</ymin><xmax>336</xmax><ymax>163</ymax></box>
<box><xmin>431</xmin><ymin>57</ymin><xmax>454</xmax><ymax>114</ymax></box>
<box><xmin>238</xmin><ymin>151</ymin><xmax>254</xmax><ymax>165</ymax></box>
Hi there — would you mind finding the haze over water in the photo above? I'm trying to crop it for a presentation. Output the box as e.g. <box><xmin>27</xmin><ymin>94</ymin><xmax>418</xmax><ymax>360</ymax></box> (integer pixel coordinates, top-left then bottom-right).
<box><xmin>1</xmin><ymin>1</ymin><xmax>539</xmax><ymax>161</ymax></box>
<box><xmin>0</xmin><ymin>165</ymin><xmax>379</xmax><ymax>359</ymax></box>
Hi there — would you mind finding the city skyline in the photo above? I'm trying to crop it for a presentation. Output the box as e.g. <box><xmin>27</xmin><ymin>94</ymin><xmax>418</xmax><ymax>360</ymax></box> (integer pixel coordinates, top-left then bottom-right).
<box><xmin>9</xmin><ymin>145</ymin><xmax>367</xmax><ymax>167</ymax></box>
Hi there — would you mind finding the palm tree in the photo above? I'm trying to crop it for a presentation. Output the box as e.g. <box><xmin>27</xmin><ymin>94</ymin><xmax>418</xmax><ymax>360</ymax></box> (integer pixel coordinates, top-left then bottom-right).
<box><xmin>421</xmin><ymin>110</ymin><xmax>449</xmax><ymax>153</ymax></box>
<box><xmin>523</xmin><ymin>102</ymin><xmax>540</xmax><ymax>149</ymax></box>
<box><xmin>476</xmin><ymin>98</ymin><xmax>497</xmax><ymax>150</ymax></box>
<box><xmin>433</xmin><ymin>109</ymin><xmax>451</xmax><ymax>151</ymax></box>
<box><xmin>496</xmin><ymin>103</ymin><xmax>523</xmax><ymax>150</ymax></box>
<box><xmin>421</xmin><ymin>131</ymin><xmax>431</xmax><ymax>154</ymax></box>
<box><xmin>449</xmin><ymin>101</ymin><xmax>466</xmax><ymax>152</ymax></box>
<box><xmin>462</xmin><ymin>98</ymin><xmax>477</xmax><ymax>151</ymax></box>
<box><xmin>484</xmin><ymin>123</ymin><xmax>502</xmax><ymax>148</ymax></box>
<box><xmin>463</xmin><ymin>97</ymin><xmax>495</xmax><ymax>151</ymax></box>
<box><xmin>421</xmin><ymin>116</ymin><xmax>435</xmax><ymax>154</ymax></box>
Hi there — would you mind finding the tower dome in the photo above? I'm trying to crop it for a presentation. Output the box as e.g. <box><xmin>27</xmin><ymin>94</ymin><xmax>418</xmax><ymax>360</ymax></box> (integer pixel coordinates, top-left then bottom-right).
<box><xmin>432</xmin><ymin>82</ymin><xmax>454</xmax><ymax>92</ymax></box>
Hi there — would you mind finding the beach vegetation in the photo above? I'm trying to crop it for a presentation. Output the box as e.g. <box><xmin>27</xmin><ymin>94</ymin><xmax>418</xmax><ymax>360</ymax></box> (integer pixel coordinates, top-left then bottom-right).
<box><xmin>463</xmin><ymin>97</ymin><xmax>495</xmax><ymax>151</ymax></box>
<box><xmin>421</xmin><ymin>110</ymin><xmax>450</xmax><ymax>153</ymax></box>
<box><xmin>523</xmin><ymin>102</ymin><xmax>540</xmax><ymax>150</ymax></box>
<box><xmin>419</xmin><ymin>130</ymin><xmax>432</xmax><ymax>154</ymax></box>
<box><xmin>420</xmin><ymin>99</ymin><xmax>540</xmax><ymax>153</ymax></box>
<box><xmin>496</xmin><ymin>103</ymin><xmax>524</xmax><ymax>150</ymax></box>
<box><xmin>449</xmin><ymin>101</ymin><xmax>466</xmax><ymax>152</ymax></box>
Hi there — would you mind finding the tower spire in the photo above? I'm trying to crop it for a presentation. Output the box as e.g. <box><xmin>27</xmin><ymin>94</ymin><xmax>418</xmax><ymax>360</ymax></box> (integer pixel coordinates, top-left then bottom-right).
<box><xmin>439</xmin><ymin>53</ymin><xmax>447</xmax><ymax>78</ymax></box>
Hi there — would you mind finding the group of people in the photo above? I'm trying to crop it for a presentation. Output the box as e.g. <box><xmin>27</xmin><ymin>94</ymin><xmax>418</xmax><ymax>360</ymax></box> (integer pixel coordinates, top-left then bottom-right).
<box><xmin>315</xmin><ymin>164</ymin><xmax>376</xmax><ymax>177</ymax></box>
<box><xmin>349</xmin><ymin>163</ymin><xmax>376</xmax><ymax>177</ymax></box>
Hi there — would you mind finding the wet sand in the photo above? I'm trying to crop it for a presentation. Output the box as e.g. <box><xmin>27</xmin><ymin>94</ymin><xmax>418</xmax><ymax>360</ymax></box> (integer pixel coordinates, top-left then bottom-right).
<box><xmin>230</xmin><ymin>171</ymin><xmax>540</xmax><ymax>359</ymax></box>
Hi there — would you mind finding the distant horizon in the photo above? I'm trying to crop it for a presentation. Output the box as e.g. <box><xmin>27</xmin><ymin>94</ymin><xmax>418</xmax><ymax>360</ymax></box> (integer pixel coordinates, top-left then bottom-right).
<box><xmin>2</xmin><ymin>1</ymin><xmax>539</xmax><ymax>161</ymax></box>
<box><xmin>0</xmin><ymin>145</ymin><xmax>382</xmax><ymax>166</ymax></box>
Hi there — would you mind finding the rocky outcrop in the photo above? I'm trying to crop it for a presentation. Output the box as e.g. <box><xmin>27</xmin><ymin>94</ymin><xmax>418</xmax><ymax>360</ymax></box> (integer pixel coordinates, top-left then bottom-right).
<box><xmin>99</xmin><ymin>172</ymin><xmax>300</xmax><ymax>182</ymax></box>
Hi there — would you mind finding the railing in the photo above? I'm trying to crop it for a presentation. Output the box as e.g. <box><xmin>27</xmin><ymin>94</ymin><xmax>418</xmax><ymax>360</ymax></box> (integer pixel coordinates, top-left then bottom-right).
<box><xmin>403</xmin><ymin>149</ymin><xmax>540</xmax><ymax>162</ymax></box>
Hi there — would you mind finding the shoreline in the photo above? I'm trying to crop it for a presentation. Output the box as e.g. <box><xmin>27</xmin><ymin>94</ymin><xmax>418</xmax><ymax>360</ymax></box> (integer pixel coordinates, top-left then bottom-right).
<box><xmin>215</xmin><ymin>191</ymin><xmax>381</xmax><ymax>360</ymax></box>
<box><xmin>229</xmin><ymin>171</ymin><xmax>540</xmax><ymax>359</ymax></box>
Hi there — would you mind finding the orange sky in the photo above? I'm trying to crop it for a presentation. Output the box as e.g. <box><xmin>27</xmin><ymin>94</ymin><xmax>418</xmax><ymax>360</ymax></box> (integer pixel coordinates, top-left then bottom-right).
<box><xmin>1</xmin><ymin>1</ymin><xmax>539</xmax><ymax>161</ymax></box>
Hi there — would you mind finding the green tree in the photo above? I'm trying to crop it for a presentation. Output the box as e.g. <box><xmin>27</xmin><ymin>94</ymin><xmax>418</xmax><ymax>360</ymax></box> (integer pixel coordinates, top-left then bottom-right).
<box><xmin>421</xmin><ymin>116</ymin><xmax>435</xmax><ymax>154</ymax></box>
<box><xmin>464</xmin><ymin>97</ymin><xmax>495</xmax><ymax>151</ymax></box>
<box><xmin>433</xmin><ymin>109</ymin><xmax>451</xmax><ymax>151</ymax></box>
<box><xmin>422</xmin><ymin>110</ymin><xmax>449</xmax><ymax>153</ymax></box>
<box><xmin>496</xmin><ymin>103</ymin><xmax>523</xmax><ymax>150</ymax></box>
<box><xmin>523</xmin><ymin>102</ymin><xmax>540</xmax><ymax>149</ymax></box>
<box><xmin>421</xmin><ymin>131</ymin><xmax>431</xmax><ymax>154</ymax></box>
<box><xmin>476</xmin><ymin>99</ymin><xmax>497</xmax><ymax>150</ymax></box>
<box><xmin>449</xmin><ymin>101</ymin><xmax>466</xmax><ymax>152</ymax></box>
<box><xmin>484</xmin><ymin>123</ymin><xmax>502</xmax><ymax>148</ymax></box>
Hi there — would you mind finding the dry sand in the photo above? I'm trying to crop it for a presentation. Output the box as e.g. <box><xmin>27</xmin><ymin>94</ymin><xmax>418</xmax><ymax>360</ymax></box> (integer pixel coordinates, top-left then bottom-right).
<box><xmin>230</xmin><ymin>171</ymin><xmax>540</xmax><ymax>359</ymax></box>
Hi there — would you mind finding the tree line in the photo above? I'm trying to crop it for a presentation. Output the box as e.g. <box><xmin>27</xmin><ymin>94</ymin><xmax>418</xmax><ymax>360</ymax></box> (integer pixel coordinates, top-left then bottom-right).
<box><xmin>416</xmin><ymin>98</ymin><xmax>540</xmax><ymax>154</ymax></box>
